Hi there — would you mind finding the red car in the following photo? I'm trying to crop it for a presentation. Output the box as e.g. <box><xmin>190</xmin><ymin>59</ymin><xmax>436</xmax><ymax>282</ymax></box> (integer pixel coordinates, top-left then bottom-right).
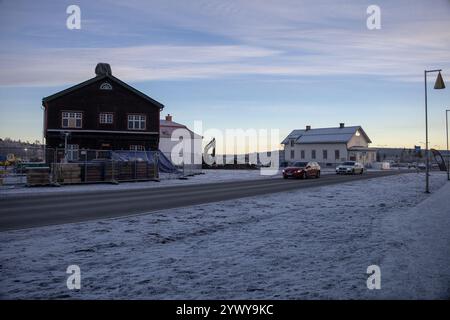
<box><xmin>282</xmin><ymin>161</ymin><xmax>321</xmax><ymax>179</ymax></box>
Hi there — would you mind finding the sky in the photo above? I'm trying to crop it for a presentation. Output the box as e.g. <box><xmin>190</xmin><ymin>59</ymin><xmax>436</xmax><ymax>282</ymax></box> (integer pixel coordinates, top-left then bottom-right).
<box><xmin>0</xmin><ymin>0</ymin><xmax>450</xmax><ymax>153</ymax></box>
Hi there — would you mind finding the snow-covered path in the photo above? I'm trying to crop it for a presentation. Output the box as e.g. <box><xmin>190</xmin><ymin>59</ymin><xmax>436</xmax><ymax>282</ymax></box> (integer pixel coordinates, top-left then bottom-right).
<box><xmin>0</xmin><ymin>172</ymin><xmax>448</xmax><ymax>299</ymax></box>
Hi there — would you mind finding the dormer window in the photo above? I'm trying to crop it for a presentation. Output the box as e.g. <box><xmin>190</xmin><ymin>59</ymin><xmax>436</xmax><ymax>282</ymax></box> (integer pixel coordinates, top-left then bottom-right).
<box><xmin>100</xmin><ymin>82</ymin><xmax>112</xmax><ymax>90</ymax></box>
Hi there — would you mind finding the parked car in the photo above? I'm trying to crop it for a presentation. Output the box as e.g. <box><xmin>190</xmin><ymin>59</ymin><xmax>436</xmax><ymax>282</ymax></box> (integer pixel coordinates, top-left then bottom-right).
<box><xmin>282</xmin><ymin>161</ymin><xmax>321</xmax><ymax>179</ymax></box>
<box><xmin>336</xmin><ymin>161</ymin><xmax>364</xmax><ymax>174</ymax></box>
<box><xmin>408</xmin><ymin>162</ymin><xmax>417</xmax><ymax>169</ymax></box>
<box><xmin>417</xmin><ymin>163</ymin><xmax>426</xmax><ymax>170</ymax></box>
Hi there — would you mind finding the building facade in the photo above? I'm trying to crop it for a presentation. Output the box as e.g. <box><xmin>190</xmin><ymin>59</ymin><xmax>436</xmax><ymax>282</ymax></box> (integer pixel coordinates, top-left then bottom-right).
<box><xmin>159</xmin><ymin>114</ymin><xmax>203</xmax><ymax>166</ymax></box>
<box><xmin>281</xmin><ymin>123</ymin><xmax>376</xmax><ymax>166</ymax></box>
<box><xmin>42</xmin><ymin>63</ymin><xmax>164</xmax><ymax>160</ymax></box>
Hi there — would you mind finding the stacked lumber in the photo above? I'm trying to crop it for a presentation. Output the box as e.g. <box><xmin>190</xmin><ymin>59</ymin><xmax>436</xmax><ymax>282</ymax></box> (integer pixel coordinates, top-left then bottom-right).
<box><xmin>27</xmin><ymin>167</ymin><xmax>50</xmax><ymax>186</ymax></box>
<box><xmin>104</xmin><ymin>161</ymin><xmax>118</xmax><ymax>182</ymax></box>
<box><xmin>84</xmin><ymin>163</ymin><xmax>104</xmax><ymax>183</ymax></box>
<box><xmin>135</xmin><ymin>162</ymin><xmax>156</xmax><ymax>180</ymax></box>
<box><xmin>117</xmin><ymin>161</ymin><xmax>133</xmax><ymax>181</ymax></box>
<box><xmin>52</xmin><ymin>164</ymin><xmax>81</xmax><ymax>184</ymax></box>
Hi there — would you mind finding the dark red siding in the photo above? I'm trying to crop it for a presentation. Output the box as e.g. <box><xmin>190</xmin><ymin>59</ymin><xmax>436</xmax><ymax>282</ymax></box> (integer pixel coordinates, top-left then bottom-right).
<box><xmin>44</xmin><ymin>77</ymin><xmax>161</xmax><ymax>151</ymax></box>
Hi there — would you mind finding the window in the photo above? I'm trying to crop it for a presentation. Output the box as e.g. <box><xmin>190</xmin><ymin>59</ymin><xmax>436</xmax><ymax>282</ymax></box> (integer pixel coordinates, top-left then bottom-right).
<box><xmin>290</xmin><ymin>140</ymin><xmax>294</xmax><ymax>147</ymax></box>
<box><xmin>130</xmin><ymin>145</ymin><xmax>145</xmax><ymax>151</ymax></box>
<box><xmin>99</xmin><ymin>113</ymin><xmax>113</xmax><ymax>124</ymax></box>
<box><xmin>128</xmin><ymin>114</ymin><xmax>146</xmax><ymax>130</ymax></box>
<box><xmin>301</xmin><ymin>150</ymin><xmax>305</xmax><ymax>159</ymax></box>
<box><xmin>100</xmin><ymin>82</ymin><xmax>113</xmax><ymax>90</ymax></box>
<box><xmin>335</xmin><ymin>150</ymin><xmax>340</xmax><ymax>160</ymax></box>
<box><xmin>323</xmin><ymin>150</ymin><xmax>328</xmax><ymax>160</ymax></box>
<box><xmin>311</xmin><ymin>150</ymin><xmax>316</xmax><ymax>159</ymax></box>
<box><xmin>66</xmin><ymin>144</ymin><xmax>79</xmax><ymax>161</ymax></box>
<box><xmin>290</xmin><ymin>149</ymin><xmax>294</xmax><ymax>159</ymax></box>
<box><xmin>62</xmin><ymin>112</ymin><xmax>82</xmax><ymax>128</ymax></box>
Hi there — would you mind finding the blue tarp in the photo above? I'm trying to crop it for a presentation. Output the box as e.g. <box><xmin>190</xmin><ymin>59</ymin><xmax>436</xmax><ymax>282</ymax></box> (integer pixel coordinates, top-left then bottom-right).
<box><xmin>110</xmin><ymin>150</ymin><xmax>180</xmax><ymax>174</ymax></box>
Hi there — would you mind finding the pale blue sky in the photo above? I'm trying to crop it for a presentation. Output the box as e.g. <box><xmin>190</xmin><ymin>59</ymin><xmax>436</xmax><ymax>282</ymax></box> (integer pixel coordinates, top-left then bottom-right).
<box><xmin>1</xmin><ymin>0</ymin><xmax>450</xmax><ymax>151</ymax></box>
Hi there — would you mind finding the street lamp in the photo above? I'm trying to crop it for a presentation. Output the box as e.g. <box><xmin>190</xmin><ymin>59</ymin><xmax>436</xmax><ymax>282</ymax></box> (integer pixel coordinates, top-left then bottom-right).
<box><xmin>446</xmin><ymin>109</ymin><xmax>450</xmax><ymax>181</ymax></box>
<box><xmin>424</xmin><ymin>70</ymin><xmax>445</xmax><ymax>193</ymax></box>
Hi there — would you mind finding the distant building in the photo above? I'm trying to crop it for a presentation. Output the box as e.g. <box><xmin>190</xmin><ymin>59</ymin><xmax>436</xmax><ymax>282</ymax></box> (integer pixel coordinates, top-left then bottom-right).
<box><xmin>159</xmin><ymin>114</ymin><xmax>203</xmax><ymax>166</ymax></box>
<box><xmin>42</xmin><ymin>63</ymin><xmax>164</xmax><ymax>160</ymax></box>
<box><xmin>281</xmin><ymin>123</ymin><xmax>376</xmax><ymax>166</ymax></box>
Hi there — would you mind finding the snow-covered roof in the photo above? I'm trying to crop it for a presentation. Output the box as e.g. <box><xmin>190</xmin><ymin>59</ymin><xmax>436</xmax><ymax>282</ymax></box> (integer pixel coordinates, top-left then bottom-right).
<box><xmin>160</xmin><ymin>119</ymin><xmax>203</xmax><ymax>139</ymax></box>
<box><xmin>281</xmin><ymin>126</ymin><xmax>371</xmax><ymax>144</ymax></box>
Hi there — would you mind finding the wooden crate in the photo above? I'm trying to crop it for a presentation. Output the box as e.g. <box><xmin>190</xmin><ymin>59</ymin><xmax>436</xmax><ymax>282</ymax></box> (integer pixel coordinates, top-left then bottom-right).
<box><xmin>27</xmin><ymin>167</ymin><xmax>50</xmax><ymax>186</ymax></box>
<box><xmin>84</xmin><ymin>163</ymin><xmax>104</xmax><ymax>182</ymax></box>
<box><xmin>52</xmin><ymin>164</ymin><xmax>82</xmax><ymax>184</ymax></box>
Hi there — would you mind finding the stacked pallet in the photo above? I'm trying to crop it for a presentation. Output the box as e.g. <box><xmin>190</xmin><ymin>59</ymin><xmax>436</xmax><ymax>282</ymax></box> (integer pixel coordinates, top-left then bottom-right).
<box><xmin>135</xmin><ymin>162</ymin><xmax>156</xmax><ymax>180</ymax></box>
<box><xmin>52</xmin><ymin>164</ymin><xmax>82</xmax><ymax>184</ymax></box>
<box><xmin>117</xmin><ymin>161</ymin><xmax>133</xmax><ymax>181</ymax></box>
<box><xmin>104</xmin><ymin>161</ymin><xmax>118</xmax><ymax>182</ymax></box>
<box><xmin>27</xmin><ymin>167</ymin><xmax>50</xmax><ymax>186</ymax></box>
<box><xmin>84</xmin><ymin>163</ymin><xmax>104</xmax><ymax>183</ymax></box>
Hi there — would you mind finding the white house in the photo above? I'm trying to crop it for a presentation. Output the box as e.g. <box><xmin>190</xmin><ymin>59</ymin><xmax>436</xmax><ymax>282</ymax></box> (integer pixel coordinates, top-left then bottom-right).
<box><xmin>281</xmin><ymin>123</ymin><xmax>376</xmax><ymax>166</ymax></box>
<box><xmin>159</xmin><ymin>114</ymin><xmax>203</xmax><ymax>168</ymax></box>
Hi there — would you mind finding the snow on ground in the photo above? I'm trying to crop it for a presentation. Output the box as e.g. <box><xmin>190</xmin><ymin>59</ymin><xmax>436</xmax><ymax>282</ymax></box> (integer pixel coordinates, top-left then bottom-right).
<box><xmin>0</xmin><ymin>167</ymin><xmax>378</xmax><ymax>198</ymax></box>
<box><xmin>0</xmin><ymin>172</ymin><xmax>448</xmax><ymax>299</ymax></box>
<box><xmin>0</xmin><ymin>169</ymin><xmax>271</xmax><ymax>198</ymax></box>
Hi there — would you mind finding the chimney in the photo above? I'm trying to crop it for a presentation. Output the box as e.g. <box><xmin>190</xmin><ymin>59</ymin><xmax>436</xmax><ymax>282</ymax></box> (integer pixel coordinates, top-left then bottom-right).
<box><xmin>306</xmin><ymin>125</ymin><xmax>311</xmax><ymax>131</ymax></box>
<box><xmin>95</xmin><ymin>63</ymin><xmax>112</xmax><ymax>76</ymax></box>
<box><xmin>165</xmin><ymin>114</ymin><xmax>172</xmax><ymax>122</ymax></box>
<box><xmin>339</xmin><ymin>123</ymin><xmax>345</xmax><ymax>128</ymax></box>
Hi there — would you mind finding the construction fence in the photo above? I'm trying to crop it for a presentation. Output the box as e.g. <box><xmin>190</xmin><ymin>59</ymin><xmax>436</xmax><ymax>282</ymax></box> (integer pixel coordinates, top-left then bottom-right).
<box><xmin>0</xmin><ymin>146</ymin><xmax>206</xmax><ymax>187</ymax></box>
<box><xmin>0</xmin><ymin>147</ymin><xmax>162</xmax><ymax>187</ymax></box>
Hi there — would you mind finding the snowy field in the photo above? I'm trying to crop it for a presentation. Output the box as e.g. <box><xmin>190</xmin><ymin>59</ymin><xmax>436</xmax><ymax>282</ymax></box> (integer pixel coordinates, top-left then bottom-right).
<box><xmin>1</xmin><ymin>172</ymin><xmax>449</xmax><ymax>299</ymax></box>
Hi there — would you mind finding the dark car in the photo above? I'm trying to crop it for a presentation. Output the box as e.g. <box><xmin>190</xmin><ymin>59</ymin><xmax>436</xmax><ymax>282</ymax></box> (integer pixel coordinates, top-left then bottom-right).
<box><xmin>282</xmin><ymin>161</ymin><xmax>321</xmax><ymax>179</ymax></box>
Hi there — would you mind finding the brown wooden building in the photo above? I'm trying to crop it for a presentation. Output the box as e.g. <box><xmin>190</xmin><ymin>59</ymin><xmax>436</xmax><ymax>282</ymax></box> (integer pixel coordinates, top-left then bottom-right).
<box><xmin>42</xmin><ymin>63</ymin><xmax>164</xmax><ymax>159</ymax></box>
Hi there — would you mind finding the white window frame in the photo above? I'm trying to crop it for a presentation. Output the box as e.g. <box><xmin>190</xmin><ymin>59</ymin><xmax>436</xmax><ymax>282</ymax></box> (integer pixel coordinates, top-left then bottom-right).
<box><xmin>66</xmin><ymin>144</ymin><xmax>79</xmax><ymax>161</ymax></box>
<box><xmin>99</xmin><ymin>112</ymin><xmax>114</xmax><ymax>124</ymax></box>
<box><xmin>130</xmin><ymin>145</ymin><xmax>145</xmax><ymax>151</ymax></box>
<box><xmin>128</xmin><ymin>114</ymin><xmax>146</xmax><ymax>130</ymax></box>
<box><xmin>62</xmin><ymin>112</ymin><xmax>82</xmax><ymax>128</ymax></box>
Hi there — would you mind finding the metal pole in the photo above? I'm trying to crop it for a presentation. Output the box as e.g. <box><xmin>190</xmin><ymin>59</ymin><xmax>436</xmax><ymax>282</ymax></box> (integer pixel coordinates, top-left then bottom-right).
<box><xmin>446</xmin><ymin>109</ymin><xmax>449</xmax><ymax>181</ymax></box>
<box><xmin>425</xmin><ymin>71</ymin><xmax>430</xmax><ymax>193</ymax></box>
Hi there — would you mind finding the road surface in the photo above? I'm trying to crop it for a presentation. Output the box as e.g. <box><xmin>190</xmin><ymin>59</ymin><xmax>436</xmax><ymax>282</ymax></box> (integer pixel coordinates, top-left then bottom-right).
<box><xmin>0</xmin><ymin>171</ymin><xmax>405</xmax><ymax>231</ymax></box>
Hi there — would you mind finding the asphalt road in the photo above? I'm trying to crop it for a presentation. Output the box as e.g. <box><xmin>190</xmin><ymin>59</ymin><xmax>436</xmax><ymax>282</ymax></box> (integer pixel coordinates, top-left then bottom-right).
<box><xmin>0</xmin><ymin>171</ymin><xmax>406</xmax><ymax>232</ymax></box>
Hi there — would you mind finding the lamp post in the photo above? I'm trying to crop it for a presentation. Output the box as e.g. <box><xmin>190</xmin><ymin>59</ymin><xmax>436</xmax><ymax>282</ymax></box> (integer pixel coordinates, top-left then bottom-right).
<box><xmin>446</xmin><ymin>109</ymin><xmax>450</xmax><ymax>181</ymax></box>
<box><xmin>424</xmin><ymin>70</ymin><xmax>445</xmax><ymax>193</ymax></box>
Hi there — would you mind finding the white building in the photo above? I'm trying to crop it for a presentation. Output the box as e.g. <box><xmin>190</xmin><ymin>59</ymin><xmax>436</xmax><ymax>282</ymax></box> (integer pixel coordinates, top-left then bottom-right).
<box><xmin>159</xmin><ymin>114</ymin><xmax>203</xmax><ymax>167</ymax></box>
<box><xmin>281</xmin><ymin>123</ymin><xmax>376</xmax><ymax>166</ymax></box>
